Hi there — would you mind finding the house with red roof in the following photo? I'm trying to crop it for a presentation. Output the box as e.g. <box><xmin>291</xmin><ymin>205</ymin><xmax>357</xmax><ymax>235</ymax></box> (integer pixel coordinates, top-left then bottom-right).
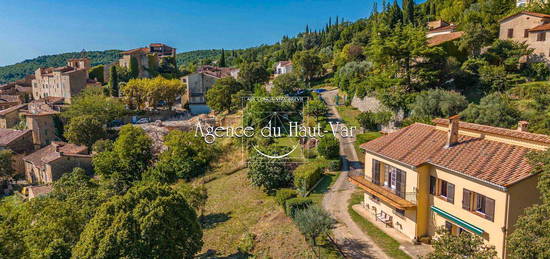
<box><xmin>350</xmin><ymin>116</ymin><xmax>548</xmax><ymax>258</ymax></box>
<box><xmin>23</xmin><ymin>141</ymin><xmax>92</xmax><ymax>184</ymax></box>
<box><xmin>118</xmin><ymin>43</ymin><xmax>176</xmax><ymax>78</ymax></box>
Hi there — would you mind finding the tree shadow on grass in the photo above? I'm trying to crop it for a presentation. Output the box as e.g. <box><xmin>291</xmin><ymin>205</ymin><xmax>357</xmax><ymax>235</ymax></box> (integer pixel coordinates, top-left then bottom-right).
<box><xmin>200</xmin><ymin>212</ymin><xmax>232</xmax><ymax>229</ymax></box>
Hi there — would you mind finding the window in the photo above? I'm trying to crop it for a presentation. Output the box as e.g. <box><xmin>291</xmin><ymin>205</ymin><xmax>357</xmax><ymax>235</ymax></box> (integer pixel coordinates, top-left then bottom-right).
<box><xmin>430</xmin><ymin>177</ymin><xmax>455</xmax><ymax>204</ymax></box>
<box><xmin>538</xmin><ymin>32</ymin><xmax>546</xmax><ymax>41</ymax></box>
<box><xmin>507</xmin><ymin>28</ymin><xmax>514</xmax><ymax>38</ymax></box>
<box><xmin>463</xmin><ymin>189</ymin><xmax>495</xmax><ymax>221</ymax></box>
<box><xmin>525</xmin><ymin>29</ymin><xmax>529</xmax><ymax>38</ymax></box>
<box><xmin>372</xmin><ymin>159</ymin><xmax>381</xmax><ymax>185</ymax></box>
<box><xmin>384</xmin><ymin>165</ymin><xmax>406</xmax><ymax>198</ymax></box>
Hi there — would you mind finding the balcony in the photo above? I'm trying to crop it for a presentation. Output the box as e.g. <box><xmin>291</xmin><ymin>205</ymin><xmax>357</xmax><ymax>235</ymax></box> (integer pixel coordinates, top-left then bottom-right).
<box><xmin>349</xmin><ymin>175</ymin><xmax>417</xmax><ymax>210</ymax></box>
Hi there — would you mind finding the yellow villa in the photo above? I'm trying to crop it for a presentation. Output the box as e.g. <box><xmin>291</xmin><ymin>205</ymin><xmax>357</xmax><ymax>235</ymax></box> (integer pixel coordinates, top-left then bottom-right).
<box><xmin>350</xmin><ymin>115</ymin><xmax>549</xmax><ymax>258</ymax></box>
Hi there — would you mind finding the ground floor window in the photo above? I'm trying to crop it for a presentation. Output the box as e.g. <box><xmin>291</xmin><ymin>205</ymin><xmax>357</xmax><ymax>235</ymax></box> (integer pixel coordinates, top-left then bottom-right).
<box><xmin>444</xmin><ymin>221</ymin><xmax>469</xmax><ymax>236</ymax></box>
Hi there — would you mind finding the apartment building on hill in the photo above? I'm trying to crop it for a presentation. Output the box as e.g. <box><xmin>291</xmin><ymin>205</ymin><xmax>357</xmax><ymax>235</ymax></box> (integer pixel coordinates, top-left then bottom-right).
<box><xmin>31</xmin><ymin>58</ymin><xmax>92</xmax><ymax>103</ymax></box>
<box><xmin>350</xmin><ymin>116</ymin><xmax>548</xmax><ymax>258</ymax></box>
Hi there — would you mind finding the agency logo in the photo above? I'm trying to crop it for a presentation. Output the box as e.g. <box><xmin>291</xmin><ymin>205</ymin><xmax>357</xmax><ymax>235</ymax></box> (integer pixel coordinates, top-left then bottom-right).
<box><xmin>194</xmin><ymin>96</ymin><xmax>355</xmax><ymax>160</ymax></box>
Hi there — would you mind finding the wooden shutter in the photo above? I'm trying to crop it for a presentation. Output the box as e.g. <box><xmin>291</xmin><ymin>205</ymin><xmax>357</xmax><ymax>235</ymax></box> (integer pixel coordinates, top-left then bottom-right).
<box><xmin>447</xmin><ymin>183</ymin><xmax>455</xmax><ymax>204</ymax></box>
<box><xmin>524</xmin><ymin>29</ymin><xmax>529</xmax><ymax>38</ymax></box>
<box><xmin>395</xmin><ymin>169</ymin><xmax>405</xmax><ymax>198</ymax></box>
<box><xmin>429</xmin><ymin>176</ymin><xmax>436</xmax><ymax>195</ymax></box>
<box><xmin>372</xmin><ymin>159</ymin><xmax>380</xmax><ymax>185</ymax></box>
<box><xmin>462</xmin><ymin>189</ymin><xmax>471</xmax><ymax>210</ymax></box>
<box><xmin>485</xmin><ymin>197</ymin><xmax>495</xmax><ymax>221</ymax></box>
<box><xmin>384</xmin><ymin>166</ymin><xmax>390</xmax><ymax>187</ymax></box>
<box><xmin>508</xmin><ymin>29</ymin><xmax>514</xmax><ymax>38</ymax></box>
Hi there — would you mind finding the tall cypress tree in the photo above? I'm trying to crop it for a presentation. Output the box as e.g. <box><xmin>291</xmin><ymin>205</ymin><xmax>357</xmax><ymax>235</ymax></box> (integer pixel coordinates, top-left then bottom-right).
<box><xmin>109</xmin><ymin>66</ymin><xmax>119</xmax><ymax>97</ymax></box>
<box><xmin>219</xmin><ymin>49</ymin><xmax>226</xmax><ymax>67</ymax></box>
<box><xmin>305</xmin><ymin>24</ymin><xmax>310</xmax><ymax>33</ymax></box>
<box><xmin>402</xmin><ymin>0</ymin><xmax>415</xmax><ymax>24</ymax></box>
<box><xmin>129</xmin><ymin>56</ymin><xmax>139</xmax><ymax>79</ymax></box>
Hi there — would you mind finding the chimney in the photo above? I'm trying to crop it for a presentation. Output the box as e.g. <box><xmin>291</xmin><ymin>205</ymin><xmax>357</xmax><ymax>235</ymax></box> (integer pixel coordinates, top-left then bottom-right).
<box><xmin>446</xmin><ymin>115</ymin><xmax>461</xmax><ymax>148</ymax></box>
<box><xmin>517</xmin><ymin>121</ymin><xmax>529</xmax><ymax>132</ymax></box>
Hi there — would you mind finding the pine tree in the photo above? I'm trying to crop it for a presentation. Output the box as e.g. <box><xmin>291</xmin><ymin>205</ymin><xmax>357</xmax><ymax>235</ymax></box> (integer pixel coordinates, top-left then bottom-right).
<box><xmin>219</xmin><ymin>49</ymin><xmax>226</xmax><ymax>67</ymax></box>
<box><xmin>305</xmin><ymin>24</ymin><xmax>310</xmax><ymax>34</ymax></box>
<box><xmin>329</xmin><ymin>17</ymin><xmax>332</xmax><ymax>27</ymax></box>
<box><xmin>109</xmin><ymin>65</ymin><xmax>119</xmax><ymax>97</ymax></box>
<box><xmin>403</xmin><ymin>0</ymin><xmax>415</xmax><ymax>24</ymax></box>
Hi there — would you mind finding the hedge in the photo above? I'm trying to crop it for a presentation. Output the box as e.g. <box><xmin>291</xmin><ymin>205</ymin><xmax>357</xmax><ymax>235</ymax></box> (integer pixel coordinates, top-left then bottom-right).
<box><xmin>285</xmin><ymin>197</ymin><xmax>313</xmax><ymax>218</ymax></box>
<box><xmin>293</xmin><ymin>162</ymin><xmax>325</xmax><ymax>191</ymax></box>
<box><xmin>275</xmin><ymin>188</ymin><xmax>297</xmax><ymax>206</ymax></box>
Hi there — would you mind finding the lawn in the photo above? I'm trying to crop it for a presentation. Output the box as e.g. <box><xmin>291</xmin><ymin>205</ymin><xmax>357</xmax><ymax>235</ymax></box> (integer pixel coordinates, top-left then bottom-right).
<box><xmin>274</xmin><ymin>137</ymin><xmax>304</xmax><ymax>161</ymax></box>
<box><xmin>197</xmin><ymin>169</ymin><xmax>315</xmax><ymax>258</ymax></box>
<box><xmin>348</xmin><ymin>192</ymin><xmax>411</xmax><ymax>259</ymax></box>
<box><xmin>336</xmin><ymin>106</ymin><xmax>362</xmax><ymax>127</ymax></box>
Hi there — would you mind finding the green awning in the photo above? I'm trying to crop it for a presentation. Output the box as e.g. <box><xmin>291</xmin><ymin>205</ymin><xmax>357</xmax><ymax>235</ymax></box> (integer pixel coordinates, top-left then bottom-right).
<box><xmin>431</xmin><ymin>206</ymin><xmax>484</xmax><ymax>235</ymax></box>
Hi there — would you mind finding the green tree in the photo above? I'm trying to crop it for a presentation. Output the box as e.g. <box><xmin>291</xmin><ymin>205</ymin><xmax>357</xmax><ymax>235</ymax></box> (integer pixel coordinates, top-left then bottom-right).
<box><xmin>402</xmin><ymin>0</ymin><xmax>415</xmax><ymax>24</ymax></box>
<box><xmin>219</xmin><ymin>48</ymin><xmax>226</xmax><ymax>67</ymax></box>
<box><xmin>109</xmin><ymin>65</ymin><xmax>119</xmax><ymax>97</ymax></box>
<box><xmin>62</xmin><ymin>86</ymin><xmax>125</xmax><ymax>124</ymax></box>
<box><xmin>176</xmin><ymin>183</ymin><xmax>208</xmax><ymax>217</ymax></box>
<box><xmin>410</xmin><ymin>89</ymin><xmax>468</xmax><ymax>119</ymax></box>
<box><xmin>146</xmin><ymin>130</ymin><xmax>213</xmax><ymax>183</ymax></box>
<box><xmin>479</xmin><ymin>65</ymin><xmax>510</xmax><ymax>92</ymax></box>
<box><xmin>293</xmin><ymin>50</ymin><xmax>323</xmax><ymax>83</ymax></box>
<box><xmin>72</xmin><ymin>183</ymin><xmax>203</xmax><ymax>259</ymax></box>
<box><xmin>507</xmin><ymin>148</ymin><xmax>550</xmax><ymax>258</ymax></box>
<box><xmin>93</xmin><ymin>124</ymin><xmax>153</xmax><ymax>192</ymax></box>
<box><xmin>305</xmin><ymin>97</ymin><xmax>328</xmax><ymax>121</ymax></box>
<box><xmin>461</xmin><ymin>92</ymin><xmax>520</xmax><ymax>128</ymax></box>
<box><xmin>88</xmin><ymin>65</ymin><xmax>104</xmax><ymax>83</ymax></box>
<box><xmin>129</xmin><ymin>56</ymin><xmax>139</xmax><ymax>79</ymax></box>
<box><xmin>426</xmin><ymin>227</ymin><xmax>497</xmax><ymax>259</ymax></box>
<box><xmin>238</xmin><ymin>62</ymin><xmax>269</xmax><ymax>90</ymax></box>
<box><xmin>293</xmin><ymin>205</ymin><xmax>336</xmax><ymax>247</ymax></box>
<box><xmin>317</xmin><ymin>135</ymin><xmax>339</xmax><ymax>160</ymax></box>
<box><xmin>247</xmin><ymin>148</ymin><xmax>292</xmax><ymax>193</ymax></box>
<box><xmin>0</xmin><ymin>150</ymin><xmax>15</xmax><ymax>179</ymax></box>
<box><xmin>272</xmin><ymin>73</ymin><xmax>302</xmax><ymax>95</ymax></box>
<box><xmin>64</xmin><ymin>115</ymin><xmax>107</xmax><ymax>148</ymax></box>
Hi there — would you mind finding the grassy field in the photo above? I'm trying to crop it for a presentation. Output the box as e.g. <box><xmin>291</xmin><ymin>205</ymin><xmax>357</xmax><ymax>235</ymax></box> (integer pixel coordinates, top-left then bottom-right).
<box><xmin>309</xmin><ymin>172</ymin><xmax>339</xmax><ymax>205</ymax></box>
<box><xmin>348</xmin><ymin>192</ymin><xmax>411</xmax><ymax>259</ymax></box>
<box><xmin>274</xmin><ymin>137</ymin><xmax>305</xmax><ymax>161</ymax></box>
<box><xmin>336</xmin><ymin>106</ymin><xmax>362</xmax><ymax>127</ymax></box>
<box><xmin>197</xmin><ymin>169</ymin><xmax>315</xmax><ymax>258</ymax></box>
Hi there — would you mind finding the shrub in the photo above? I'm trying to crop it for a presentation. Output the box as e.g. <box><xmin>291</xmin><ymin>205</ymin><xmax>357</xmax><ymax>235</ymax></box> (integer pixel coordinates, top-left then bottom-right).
<box><xmin>294</xmin><ymin>162</ymin><xmax>324</xmax><ymax>192</ymax></box>
<box><xmin>237</xmin><ymin>232</ymin><xmax>256</xmax><ymax>254</ymax></box>
<box><xmin>285</xmin><ymin>197</ymin><xmax>313</xmax><ymax>218</ymax></box>
<box><xmin>317</xmin><ymin>135</ymin><xmax>339</xmax><ymax>159</ymax></box>
<box><xmin>275</xmin><ymin>188</ymin><xmax>297</xmax><ymax>206</ymax></box>
<box><xmin>357</xmin><ymin>111</ymin><xmax>394</xmax><ymax>131</ymax></box>
<box><xmin>303</xmin><ymin>149</ymin><xmax>317</xmax><ymax>159</ymax></box>
<box><xmin>326</xmin><ymin>159</ymin><xmax>341</xmax><ymax>171</ymax></box>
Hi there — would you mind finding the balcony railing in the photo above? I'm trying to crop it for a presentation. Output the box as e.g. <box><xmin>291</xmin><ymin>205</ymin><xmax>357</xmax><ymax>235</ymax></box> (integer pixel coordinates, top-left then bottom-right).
<box><xmin>349</xmin><ymin>175</ymin><xmax>417</xmax><ymax>210</ymax></box>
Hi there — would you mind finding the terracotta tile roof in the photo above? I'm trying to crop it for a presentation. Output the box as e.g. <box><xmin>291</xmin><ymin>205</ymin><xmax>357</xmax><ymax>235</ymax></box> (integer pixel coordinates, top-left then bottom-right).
<box><xmin>277</xmin><ymin>61</ymin><xmax>292</xmax><ymax>67</ymax></box>
<box><xmin>432</xmin><ymin>118</ymin><xmax>550</xmax><ymax>144</ymax></box>
<box><xmin>23</xmin><ymin>142</ymin><xmax>89</xmax><ymax>169</ymax></box>
<box><xmin>121</xmin><ymin>47</ymin><xmax>149</xmax><ymax>55</ymax></box>
<box><xmin>0</xmin><ymin>129</ymin><xmax>31</xmax><ymax>146</ymax></box>
<box><xmin>529</xmin><ymin>23</ymin><xmax>550</xmax><ymax>32</ymax></box>
<box><xmin>500</xmin><ymin>11</ymin><xmax>550</xmax><ymax>22</ymax></box>
<box><xmin>197</xmin><ymin>65</ymin><xmax>239</xmax><ymax>79</ymax></box>
<box><xmin>0</xmin><ymin>95</ymin><xmax>21</xmax><ymax>103</ymax></box>
<box><xmin>427</xmin><ymin>31</ymin><xmax>464</xmax><ymax>46</ymax></box>
<box><xmin>428</xmin><ymin>24</ymin><xmax>457</xmax><ymax>33</ymax></box>
<box><xmin>360</xmin><ymin>123</ymin><xmax>542</xmax><ymax>187</ymax></box>
<box><xmin>0</xmin><ymin>104</ymin><xmax>27</xmax><ymax>116</ymax></box>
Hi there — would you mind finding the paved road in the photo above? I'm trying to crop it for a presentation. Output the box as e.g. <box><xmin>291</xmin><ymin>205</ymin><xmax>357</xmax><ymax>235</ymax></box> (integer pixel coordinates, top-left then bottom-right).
<box><xmin>321</xmin><ymin>90</ymin><xmax>389</xmax><ymax>259</ymax></box>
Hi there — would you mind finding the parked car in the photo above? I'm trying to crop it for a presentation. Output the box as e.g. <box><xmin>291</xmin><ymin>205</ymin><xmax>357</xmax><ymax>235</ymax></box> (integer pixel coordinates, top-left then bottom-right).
<box><xmin>135</xmin><ymin>118</ymin><xmax>150</xmax><ymax>124</ymax></box>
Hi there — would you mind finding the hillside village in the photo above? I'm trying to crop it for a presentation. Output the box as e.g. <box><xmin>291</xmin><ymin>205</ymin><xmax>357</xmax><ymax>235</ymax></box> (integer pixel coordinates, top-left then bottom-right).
<box><xmin>2</xmin><ymin>0</ymin><xmax>550</xmax><ymax>258</ymax></box>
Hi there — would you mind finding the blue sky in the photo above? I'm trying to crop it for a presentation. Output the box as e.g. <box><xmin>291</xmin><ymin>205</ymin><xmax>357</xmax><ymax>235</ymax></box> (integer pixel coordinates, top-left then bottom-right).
<box><xmin>0</xmin><ymin>0</ymin><xmax>381</xmax><ymax>66</ymax></box>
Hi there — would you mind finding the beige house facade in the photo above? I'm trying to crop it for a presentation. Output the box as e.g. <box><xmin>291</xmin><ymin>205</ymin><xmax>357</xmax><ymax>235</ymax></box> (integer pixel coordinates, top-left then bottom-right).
<box><xmin>499</xmin><ymin>11</ymin><xmax>550</xmax><ymax>62</ymax></box>
<box><xmin>352</xmin><ymin>117</ymin><xmax>548</xmax><ymax>258</ymax></box>
<box><xmin>118</xmin><ymin>43</ymin><xmax>176</xmax><ymax>78</ymax></box>
<box><xmin>23</xmin><ymin>142</ymin><xmax>92</xmax><ymax>184</ymax></box>
<box><xmin>31</xmin><ymin>58</ymin><xmax>90</xmax><ymax>103</ymax></box>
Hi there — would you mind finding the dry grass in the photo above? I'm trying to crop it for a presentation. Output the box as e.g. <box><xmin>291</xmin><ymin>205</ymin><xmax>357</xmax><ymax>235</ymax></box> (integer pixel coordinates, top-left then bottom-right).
<box><xmin>197</xmin><ymin>169</ymin><xmax>315</xmax><ymax>258</ymax></box>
